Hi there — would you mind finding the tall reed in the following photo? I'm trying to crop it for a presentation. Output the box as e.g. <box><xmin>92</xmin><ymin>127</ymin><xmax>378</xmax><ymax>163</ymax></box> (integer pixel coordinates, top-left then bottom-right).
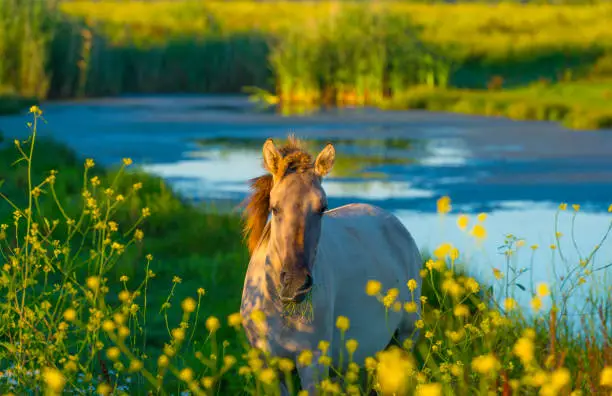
<box><xmin>0</xmin><ymin>0</ymin><xmax>60</xmax><ymax>98</ymax></box>
<box><xmin>269</xmin><ymin>7</ymin><xmax>453</xmax><ymax>105</ymax></box>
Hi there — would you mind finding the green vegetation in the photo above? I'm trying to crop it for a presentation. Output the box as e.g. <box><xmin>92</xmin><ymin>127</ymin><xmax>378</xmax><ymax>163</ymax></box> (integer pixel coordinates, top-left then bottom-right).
<box><xmin>2</xmin><ymin>1</ymin><xmax>612</xmax><ymax>128</ymax></box>
<box><xmin>0</xmin><ymin>110</ymin><xmax>610</xmax><ymax>394</ymax></box>
<box><xmin>383</xmin><ymin>79</ymin><xmax>612</xmax><ymax>130</ymax></box>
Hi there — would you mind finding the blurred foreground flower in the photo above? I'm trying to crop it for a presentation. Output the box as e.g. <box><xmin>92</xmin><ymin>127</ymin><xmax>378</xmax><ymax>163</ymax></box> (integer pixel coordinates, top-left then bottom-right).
<box><xmin>376</xmin><ymin>346</ymin><xmax>415</xmax><ymax>395</ymax></box>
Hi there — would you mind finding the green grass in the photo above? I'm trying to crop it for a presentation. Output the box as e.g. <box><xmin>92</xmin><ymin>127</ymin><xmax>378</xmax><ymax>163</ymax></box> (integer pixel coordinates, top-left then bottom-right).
<box><xmin>382</xmin><ymin>79</ymin><xmax>612</xmax><ymax>130</ymax></box>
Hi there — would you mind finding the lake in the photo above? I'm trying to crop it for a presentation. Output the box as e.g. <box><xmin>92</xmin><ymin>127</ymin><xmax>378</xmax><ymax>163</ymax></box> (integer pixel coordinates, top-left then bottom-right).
<box><xmin>1</xmin><ymin>95</ymin><xmax>611</xmax><ymax>320</ymax></box>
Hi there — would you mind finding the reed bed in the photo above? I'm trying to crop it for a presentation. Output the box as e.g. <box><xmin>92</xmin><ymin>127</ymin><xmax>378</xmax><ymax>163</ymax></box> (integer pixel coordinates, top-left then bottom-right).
<box><xmin>2</xmin><ymin>1</ymin><xmax>612</xmax><ymax>102</ymax></box>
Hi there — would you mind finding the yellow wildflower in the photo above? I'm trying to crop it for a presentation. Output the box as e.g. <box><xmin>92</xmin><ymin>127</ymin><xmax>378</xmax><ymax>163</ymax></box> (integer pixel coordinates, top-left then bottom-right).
<box><xmin>434</xmin><ymin>243</ymin><xmax>452</xmax><ymax>259</ymax></box>
<box><xmin>559</xmin><ymin>203</ymin><xmax>567</xmax><ymax>211</ymax></box>
<box><xmin>319</xmin><ymin>355</ymin><xmax>332</xmax><ymax>366</ymax></box>
<box><xmin>572</xmin><ymin>204</ymin><xmax>580</xmax><ymax>211</ymax></box>
<box><xmin>470</xmin><ymin>224</ymin><xmax>487</xmax><ymax>240</ymax></box>
<box><xmin>228</xmin><ymin>313</ymin><xmax>242</xmax><ymax>328</ymax></box>
<box><xmin>465</xmin><ymin>278</ymin><xmax>480</xmax><ymax>293</ymax></box>
<box><xmin>106</xmin><ymin>347</ymin><xmax>120</xmax><ymax>361</ymax></box>
<box><xmin>63</xmin><ymin>308</ymin><xmax>77</xmax><ymax>322</ymax></box>
<box><xmin>531</xmin><ymin>296</ymin><xmax>542</xmax><ymax>312</ymax></box>
<box><xmin>457</xmin><ymin>214</ymin><xmax>469</xmax><ymax>231</ymax></box>
<box><xmin>477</xmin><ymin>213</ymin><xmax>487</xmax><ymax>222</ymax></box>
<box><xmin>493</xmin><ymin>268</ymin><xmax>504</xmax><ymax>280</ymax></box>
<box><xmin>504</xmin><ymin>298</ymin><xmax>517</xmax><ymax>311</ymax></box>
<box><xmin>102</xmin><ymin>320</ymin><xmax>115</xmax><ymax>332</ymax></box>
<box><xmin>346</xmin><ymin>339</ymin><xmax>359</xmax><ymax>355</ymax></box>
<box><xmin>513</xmin><ymin>337</ymin><xmax>534</xmax><ymax>365</ymax></box>
<box><xmin>601</xmin><ymin>366</ymin><xmax>612</xmax><ymax>387</ymax></box>
<box><xmin>318</xmin><ymin>340</ymin><xmax>330</xmax><ymax>354</ymax></box>
<box><xmin>29</xmin><ymin>105</ymin><xmax>43</xmax><ymax>116</ymax></box>
<box><xmin>471</xmin><ymin>353</ymin><xmax>500</xmax><ymax>375</ymax></box>
<box><xmin>437</xmin><ymin>196</ymin><xmax>451</xmax><ymax>214</ymax></box>
<box><xmin>404</xmin><ymin>301</ymin><xmax>418</xmax><ymax>313</ymax></box>
<box><xmin>157</xmin><ymin>355</ymin><xmax>169</xmax><ymax>367</ymax></box>
<box><xmin>129</xmin><ymin>360</ymin><xmax>143</xmax><ymax>372</ymax></box>
<box><xmin>383</xmin><ymin>288</ymin><xmax>399</xmax><ymax>308</ymax></box>
<box><xmin>366</xmin><ymin>280</ymin><xmax>382</xmax><ymax>296</ymax></box>
<box><xmin>206</xmin><ymin>316</ymin><xmax>220</xmax><ymax>333</ymax></box>
<box><xmin>365</xmin><ymin>357</ymin><xmax>377</xmax><ymax>371</ymax></box>
<box><xmin>537</xmin><ymin>282</ymin><xmax>550</xmax><ymax>297</ymax></box>
<box><xmin>201</xmin><ymin>377</ymin><xmax>214</xmax><ymax>389</ymax></box>
<box><xmin>608</xmin><ymin>204</ymin><xmax>612</xmax><ymax>213</ymax></box>
<box><xmin>376</xmin><ymin>347</ymin><xmax>414</xmax><ymax>395</ymax></box>
<box><xmin>278</xmin><ymin>358</ymin><xmax>294</xmax><ymax>372</ymax></box>
<box><xmin>551</xmin><ymin>368</ymin><xmax>570</xmax><ymax>388</ymax></box>
<box><xmin>223</xmin><ymin>355</ymin><xmax>237</xmax><ymax>368</ymax></box>
<box><xmin>446</xmin><ymin>329</ymin><xmax>465</xmax><ymax>343</ymax></box>
<box><xmin>407</xmin><ymin>279</ymin><xmax>418</xmax><ymax>292</ymax></box>
<box><xmin>181</xmin><ymin>297</ymin><xmax>197</xmax><ymax>313</ymax></box>
<box><xmin>171</xmin><ymin>328</ymin><xmax>185</xmax><ymax>341</ymax></box>
<box><xmin>259</xmin><ymin>368</ymin><xmax>276</xmax><ymax>385</ymax></box>
<box><xmin>453</xmin><ymin>304</ymin><xmax>470</xmax><ymax>318</ymax></box>
<box><xmin>298</xmin><ymin>350</ymin><xmax>313</xmax><ymax>366</ymax></box>
<box><xmin>97</xmin><ymin>383</ymin><xmax>112</xmax><ymax>396</ymax></box>
<box><xmin>42</xmin><ymin>368</ymin><xmax>65</xmax><ymax>393</ymax></box>
<box><xmin>179</xmin><ymin>368</ymin><xmax>193</xmax><ymax>382</ymax></box>
<box><xmin>86</xmin><ymin>276</ymin><xmax>100</xmax><ymax>291</ymax></box>
<box><xmin>122</xmin><ymin>158</ymin><xmax>133</xmax><ymax>166</ymax></box>
<box><xmin>336</xmin><ymin>316</ymin><xmax>350</xmax><ymax>332</ymax></box>
<box><xmin>416</xmin><ymin>383</ymin><xmax>442</xmax><ymax>396</ymax></box>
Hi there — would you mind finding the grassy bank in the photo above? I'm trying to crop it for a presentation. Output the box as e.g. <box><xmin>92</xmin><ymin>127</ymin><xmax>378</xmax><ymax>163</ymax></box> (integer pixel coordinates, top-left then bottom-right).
<box><xmin>383</xmin><ymin>79</ymin><xmax>612</xmax><ymax>130</ymax></box>
<box><xmin>0</xmin><ymin>109</ymin><xmax>610</xmax><ymax>394</ymax></box>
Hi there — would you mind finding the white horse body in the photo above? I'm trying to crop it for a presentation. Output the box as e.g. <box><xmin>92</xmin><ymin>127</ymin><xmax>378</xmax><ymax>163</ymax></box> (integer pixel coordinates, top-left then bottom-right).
<box><xmin>240</xmin><ymin>203</ymin><xmax>422</xmax><ymax>391</ymax></box>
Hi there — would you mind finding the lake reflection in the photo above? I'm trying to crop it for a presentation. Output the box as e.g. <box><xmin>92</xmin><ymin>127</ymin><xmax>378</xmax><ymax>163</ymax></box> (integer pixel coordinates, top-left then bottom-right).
<box><xmin>1</xmin><ymin>95</ymin><xmax>611</xmax><ymax>319</ymax></box>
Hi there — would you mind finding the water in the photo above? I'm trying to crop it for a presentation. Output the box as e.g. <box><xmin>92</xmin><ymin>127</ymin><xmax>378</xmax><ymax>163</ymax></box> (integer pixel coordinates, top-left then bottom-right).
<box><xmin>1</xmin><ymin>95</ymin><xmax>611</xmax><ymax>319</ymax></box>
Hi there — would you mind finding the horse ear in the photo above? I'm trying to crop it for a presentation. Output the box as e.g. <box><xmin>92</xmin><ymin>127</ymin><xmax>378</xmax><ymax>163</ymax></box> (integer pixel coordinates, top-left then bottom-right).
<box><xmin>315</xmin><ymin>143</ymin><xmax>335</xmax><ymax>177</ymax></box>
<box><xmin>263</xmin><ymin>138</ymin><xmax>281</xmax><ymax>175</ymax></box>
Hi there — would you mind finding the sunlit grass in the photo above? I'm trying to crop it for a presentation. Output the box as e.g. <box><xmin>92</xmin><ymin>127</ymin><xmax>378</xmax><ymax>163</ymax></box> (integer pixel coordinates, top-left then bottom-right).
<box><xmin>0</xmin><ymin>109</ymin><xmax>610</xmax><ymax>394</ymax></box>
<box><xmin>383</xmin><ymin>80</ymin><xmax>612</xmax><ymax>130</ymax></box>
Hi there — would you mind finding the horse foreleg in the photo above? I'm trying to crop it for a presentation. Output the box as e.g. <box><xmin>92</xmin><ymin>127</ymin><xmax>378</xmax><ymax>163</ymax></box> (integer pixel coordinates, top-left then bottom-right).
<box><xmin>280</xmin><ymin>382</ymin><xmax>291</xmax><ymax>396</ymax></box>
<box><xmin>296</xmin><ymin>351</ymin><xmax>328</xmax><ymax>395</ymax></box>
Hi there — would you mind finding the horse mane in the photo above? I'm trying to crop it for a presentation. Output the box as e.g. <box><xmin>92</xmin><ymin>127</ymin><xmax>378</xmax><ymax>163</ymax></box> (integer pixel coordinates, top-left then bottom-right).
<box><xmin>242</xmin><ymin>136</ymin><xmax>313</xmax><ymax>254</ymax></box>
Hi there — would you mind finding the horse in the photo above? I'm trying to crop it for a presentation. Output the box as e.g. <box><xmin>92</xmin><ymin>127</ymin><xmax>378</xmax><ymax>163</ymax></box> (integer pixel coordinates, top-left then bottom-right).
<box><xmin>239</xmin><ymin>136</ymin><xmax>422</xmax><ymax>395</ymax></box>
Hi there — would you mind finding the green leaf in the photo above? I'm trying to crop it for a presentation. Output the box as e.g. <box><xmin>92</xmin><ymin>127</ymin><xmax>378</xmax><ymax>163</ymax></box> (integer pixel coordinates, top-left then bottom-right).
<box><xmin>515</xmin><ymin>283</ymin><xmax>526</xmax><ymax>291</ymax></box>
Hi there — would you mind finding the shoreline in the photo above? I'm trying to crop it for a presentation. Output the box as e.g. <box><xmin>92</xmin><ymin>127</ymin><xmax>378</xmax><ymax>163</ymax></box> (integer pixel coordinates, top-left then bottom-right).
<box><xmin>3</xmin><ymin>79</ymin><xmax>612</xmax><ymax>132</ymax></box>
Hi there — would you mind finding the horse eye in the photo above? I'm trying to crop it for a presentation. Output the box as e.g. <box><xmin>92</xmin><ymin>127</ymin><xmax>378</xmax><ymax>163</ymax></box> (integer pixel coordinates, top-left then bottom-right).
<box><xmin>320</xmin><ymin>205</ymin><xmax>328</xmax><ymax>214</ymax></box>
<box><xmin>271</xmin><ymin>206</ymin><xmax>280</xmax><ymax>216</ymax></box>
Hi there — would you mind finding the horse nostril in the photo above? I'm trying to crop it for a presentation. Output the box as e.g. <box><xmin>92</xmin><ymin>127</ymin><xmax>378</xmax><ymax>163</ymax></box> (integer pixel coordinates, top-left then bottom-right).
<box><xmin>299</xmin><ymin>274</ymin><xmax>313</xmax><ymax>292</ymax></box>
